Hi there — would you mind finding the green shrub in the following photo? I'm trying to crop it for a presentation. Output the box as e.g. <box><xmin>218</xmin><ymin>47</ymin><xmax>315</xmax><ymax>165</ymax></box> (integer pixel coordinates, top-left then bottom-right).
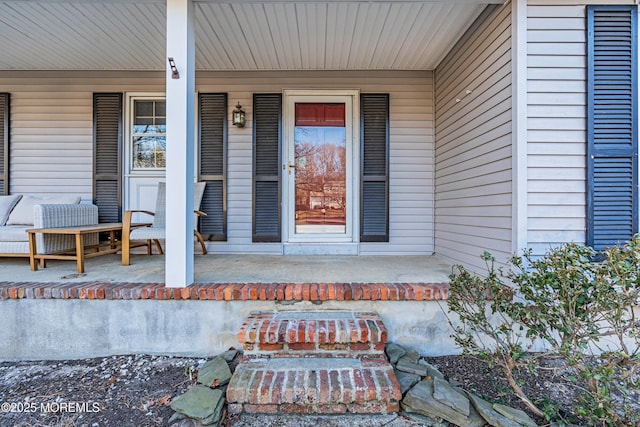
<box><xmin>446</xmin><ymin>235</ymin><xmax>640</xmax><ymax>426</ymax></box>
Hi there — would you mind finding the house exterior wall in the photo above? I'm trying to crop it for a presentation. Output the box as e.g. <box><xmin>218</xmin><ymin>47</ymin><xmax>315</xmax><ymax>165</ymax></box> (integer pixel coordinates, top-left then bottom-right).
<box><xmin>526</xmin><ymin>3</ymin><xmax>588</xmax><ymax>255</ymax></box>
<box><xmin>434</xmin><ymin>2</ymin><xmax>513</xmax><ymax>271</ymax></box>
<box><xmin>0</xmin><ymin>70</ymin><xmax>435</xmax><ymax>255</ymax></box>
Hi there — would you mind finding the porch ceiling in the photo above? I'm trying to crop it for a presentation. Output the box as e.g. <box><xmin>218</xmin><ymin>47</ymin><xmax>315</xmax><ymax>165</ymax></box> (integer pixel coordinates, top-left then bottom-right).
<box><xmin>0</xmin><ymin>0</ymin><xmax>501</xmax><ymax>71</ymax></box>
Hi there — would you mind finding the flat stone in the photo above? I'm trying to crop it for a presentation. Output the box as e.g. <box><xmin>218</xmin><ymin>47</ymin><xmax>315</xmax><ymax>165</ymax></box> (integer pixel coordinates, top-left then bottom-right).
<box><xmin>418</xmin><ymin>360</ymin><xmax>446</xmax><ymax>380</ymax></box>
<box><xmin>385</xmin><ymin>343</ymin><xmax>407</xmax><ymax>364</ymax></box>
<box><xmin>467</xmin><ymin>393</ymin><xmax>522</xmax><ymax>427</ymax></box>
<box><xmin>222</xmin><ymin>349</ymin><xmax>240</xmax><ymax>362</ymax></box>
<box><xmin>400</xmin><ymin>406</ymin><xmax>449</xmax><ymax>427</ymax></box>
<box><xmin>197</xmin><ymin>356</ymin><xmax>232</xmax><ymax>388</ymax></box>
<box><xmin>170</xmin><ymin>385</ymin><xmax>225</xmax><ymax>426</ymax></box>
<box><xmin>403</xmin><ymin>380</ymin><xmax>485</xmax><ymax>427</ymax></box>
<box><xmin>433</xmin><ymin>377</ymin><xmax>470</xmax><ymax>416</ymax></box>
<box><xmin>168</xmin><ymin>412</ymin><xmax>206</xmax><ymax>427</ymax></box>
<box><xmin>402</xmin><ymin>348</ymin><xmax>421</xmax><ymax>363</ymax></box>
<box><xmin>494</xmin><ymin>403</ymin><xmax>538</xmax><ymax>427</ymax></box>
<box><xmin>396</xmin><ymin>358</ymin><xmax>430</xmax><ymax>376</ymax></box>
<box><xmin>395</xmin><ymin>370</ymin><xmax>420</xmax><ymax>394</ymax></box>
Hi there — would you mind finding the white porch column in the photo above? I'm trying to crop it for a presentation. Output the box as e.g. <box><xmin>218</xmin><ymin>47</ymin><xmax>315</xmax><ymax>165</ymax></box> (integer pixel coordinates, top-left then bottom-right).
<box><xmin>165</xmin><ymin>0</ymin><xmax>195</xmax><ymax>287</ymax></box>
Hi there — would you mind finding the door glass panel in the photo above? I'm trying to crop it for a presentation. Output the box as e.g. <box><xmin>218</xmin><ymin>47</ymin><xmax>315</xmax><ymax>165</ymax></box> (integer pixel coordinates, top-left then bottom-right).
<box><xmin>294</xmin><ymin>125</ymin><xmax>346</xmax><ymax>234</ymax></box>
<box><xmin>132</xmin><ymin>100</ymin><xmax>166</xmax><ymax>169</ymax></box>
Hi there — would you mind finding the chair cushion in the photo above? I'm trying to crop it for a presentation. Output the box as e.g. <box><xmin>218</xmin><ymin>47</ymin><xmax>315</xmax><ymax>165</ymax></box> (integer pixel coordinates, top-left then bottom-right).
<box><xmin>6</xmin><ymin>195</ymin><xmax>81</xmax><ymax>225</ymax></box>
<box><xmin>0</xmin><ymin>225</ymin><xmax>29</xmax><ymax>242</ymax></box>
<box><xmin>129</xmin><ymin>226</ymin><xmax>166</xmax><ymax>241</ymax></box>
<box><xmin>0</xmin><ymin>195</ymin><xmax>22</xmax><ymax>226</ymax></box>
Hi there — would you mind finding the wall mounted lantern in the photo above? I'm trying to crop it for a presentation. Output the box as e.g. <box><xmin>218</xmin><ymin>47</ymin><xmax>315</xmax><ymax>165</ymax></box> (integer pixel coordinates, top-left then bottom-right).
<box><xmin>232</xmin><ymin>102</ymin><xmax>246</xmax><ymax>128</ymax></box>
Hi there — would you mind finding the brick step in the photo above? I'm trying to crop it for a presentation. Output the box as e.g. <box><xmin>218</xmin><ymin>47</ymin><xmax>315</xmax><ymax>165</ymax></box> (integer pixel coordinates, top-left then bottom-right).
<box><xmin>226</xmin><ymin>357</ymin><xmax>402</xmax><ymax>415</ymax></box>
<box><xmin>237</xmin><ymin>311</ymin><xmax>388</xmax><ymax>357</ymax></box>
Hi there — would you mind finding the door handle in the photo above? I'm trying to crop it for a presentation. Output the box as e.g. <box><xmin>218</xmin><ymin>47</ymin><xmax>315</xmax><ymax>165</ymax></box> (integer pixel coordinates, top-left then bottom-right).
<box><xmin>287</xmin><ymin>163</ymin><xmax>296</xmax><ymax>174</ymax></box>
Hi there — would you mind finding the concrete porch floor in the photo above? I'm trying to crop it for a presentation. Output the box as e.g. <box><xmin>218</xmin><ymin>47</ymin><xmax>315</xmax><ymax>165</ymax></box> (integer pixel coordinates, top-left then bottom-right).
<box><xmin>0</xmin><ymin>254</ymin><xmax>453</xmax><ymax>284</ymax></box>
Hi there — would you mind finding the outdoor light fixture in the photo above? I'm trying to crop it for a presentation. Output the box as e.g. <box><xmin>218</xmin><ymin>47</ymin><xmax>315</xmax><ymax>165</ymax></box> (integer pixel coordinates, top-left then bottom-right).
<box><xmin>232</xmin><ymin>102</ymin><xmax>246</xmax><ymax>128</ymax></box>
<box><xmin>168</xmin><ymin>57</ymin><xmax>179</xmax><ymax>79</ymax></box>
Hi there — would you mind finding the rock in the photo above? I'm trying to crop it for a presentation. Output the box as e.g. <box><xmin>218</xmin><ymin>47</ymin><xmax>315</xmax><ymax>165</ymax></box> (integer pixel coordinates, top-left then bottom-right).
<box><xmin>419</xmin><ymin>360</ymin><xmax>446</xmax><ymax>380</ymax></box>
<box><xmin>494</xmin><ymin>403</ymin><xmax>538</xmax><ymax>427</ymax></box>
<box><xmin>433</xmin><ymin>376</ymin><xmax>470</xmax><ymax>416</ymax></box>
<box><xmin>401</xmin><ymin>406</ymin><xmax>449</xmax><ymax>427</ymax></box>
<box><xmin>221</xmin><ymin>349</ymin><xmax>239</xmax><ymax>363</ymax></box>
<box><xmin>395</xmin><ymin>370</ymin><xmax>420</xmax><ymax>394</ymax></box>
<box><xmin>396</xmin><ymin>358</ymin><xmax>431</xmax><ymax>376</ymax></box>
<box><xmin>403</xmin><ymin>347</ymin><xmax>421</xmax><ymax>363</ymax></box>
<box><xmin>467</xmin><ymin>393</ymin><xmax>522</xmax><ymax>427</ymax></box>
<box><xmin>403</xmin><ymin>379</ymin><xmax>485</xmax><ymax>427</ymax></box>
<box><xmin>168</xmin><ymin>412</ymin><xmax>206</xmax><ymax>427</ymax></box>
<box><xmin>197</xmin><ymin>356</ymin><xmax>232</xmax><ymax>388</ymax></box>
<box><xmin>385</xmin><ymin>343</ymin><xmax>407</xmax><ymax>365</ymax></box>
<box><xmin>170</xmin><ymin>385</ymin><xmax>225</xmax><ymax>426</ymax></box>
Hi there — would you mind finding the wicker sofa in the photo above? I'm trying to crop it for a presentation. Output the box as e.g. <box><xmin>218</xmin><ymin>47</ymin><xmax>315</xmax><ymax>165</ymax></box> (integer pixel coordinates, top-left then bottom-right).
<box><xmin>0</xmin><ymin>195</ymin><xmax>99</xmax><ymax>258</ymax></box>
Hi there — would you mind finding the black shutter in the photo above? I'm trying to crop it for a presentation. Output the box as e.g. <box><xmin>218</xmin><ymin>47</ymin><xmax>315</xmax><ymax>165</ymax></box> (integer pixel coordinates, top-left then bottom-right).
<box><xmin>0</xmin><ymin>93</ymin><xmax>8</xmax><ymax>195</ymax></box>
<box><xmin>360</xmin><ymin>94</ymin><xmax>389</xmax><ymax>242</ymax></box>
<box><xmin>253</xmin><ymin>93</ymin><xmax>281</xmax><ymax>242</ymax></box>
<box><xmin>93</xmin><ymin>93</ymin><xmax>122</xmax><ymax>223</ymax></box>
<box><xmin>587</xmin><ymin>6</ymin><xmax>638</xmax><ymax>250</ymax></box>
<box><xmin>198</xmin><ymin>93</ymin><xmax>227</xmax><ymax>241</ymax></box>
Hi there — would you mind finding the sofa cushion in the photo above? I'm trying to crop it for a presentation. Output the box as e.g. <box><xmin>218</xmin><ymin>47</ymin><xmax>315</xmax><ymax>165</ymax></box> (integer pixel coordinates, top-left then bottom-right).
<box><xmin>6</xmin><ymin>195</ymin><xmax>81</xmax><ymax>226</ymax></box>
<box><xmin>0</xmin><ymin>225</ymin><xmax>29</xmax><ymax>242</ymax></box>
<box><xmin>0</xmin><ymin>195</ymin><xmax>22</xmax><ymax>226</ymax></box>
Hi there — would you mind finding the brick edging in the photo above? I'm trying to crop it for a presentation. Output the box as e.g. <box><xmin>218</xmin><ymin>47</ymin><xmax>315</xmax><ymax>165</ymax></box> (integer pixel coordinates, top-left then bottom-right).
<box><xmin>0</xmin><ymin>282</ymin><xmax>449</xmax><ymax>301</ymax></box>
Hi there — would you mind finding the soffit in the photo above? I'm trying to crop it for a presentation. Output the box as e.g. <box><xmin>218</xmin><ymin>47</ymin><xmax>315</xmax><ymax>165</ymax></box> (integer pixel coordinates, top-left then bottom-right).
<box><xmin>0</xmin><ymin>1</ymin><xmax>493</xmax><ymax>71</ymax></box>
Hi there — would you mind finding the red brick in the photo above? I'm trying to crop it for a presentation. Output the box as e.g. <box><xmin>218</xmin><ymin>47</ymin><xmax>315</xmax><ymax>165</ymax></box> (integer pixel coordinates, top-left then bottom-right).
<box><xmin>258</xmin><ymin>343</ymin><xmax>283</xmax><ymax>351</ymax></box>
<box><xmin>307</xmin><ymin>370</ymin><xmax>318</xmax><ymax>403</ymax></box>
<box><xmin>267</xmin><ymin>319</ymin><xmax>279</xmax><ymax>343</ymax></box>
<box><xmin>319</xmin><ymin>370</ymin><xmax>330</xmax><ymax>404</ymax></box>
<box><xmin>317</xmin><ymin>404</ymin><xmax>346</xmax><ymax>414</ymax></box>
<box><xmin>388</xmin><ymin>284</ymin><xmax>398</xmax><ymax>300</ymax></box>
<box><xmin>280</xmin><ymin>404</ymin><xmax>314</xmax><ymax>414</ymax></box>
<box><xmin>271</xmin><ymin>371</ymin><xmax>285</xmax><ymax>404</ymax></box>
<box><xmin>329</xmin><ymin>370</ymin><xmax>341</xmax><ymax>402</ymax></box>
<box><xmin>350</xmin><ymin>343</ymin><xmax>370</xmax><ymax>351</ymax></box>
<box><xmin>297</xmin><ymin>320</ymin><xmax>306</xmax><ymax>343</ymax></box>
<box><xmin>310</xmin><ymin>283</ymin><xmax>319</xmax><ymax>300</ymax></box>
<box><xmin>259</xmin><ymin>370</ymin><xmax>275</xmax><ymax>404</ymax></box>
<box><xmin>327</xmin><ymin>283</ymin><xmax>335</xmax><ymax>300</ymax></box>
<box><xmin>379</xmin><ymin>285</ymin><xmax>389</xmax><ymax>301</ymax></box>
<box><xmin>244</xmin><ymin>404</ymin><xmax>278</xmax><ymax>414</ymax></box>
<box><xmin>363</xmin><ymin>369</ymin><xmax>377</xmax><ymax>401</ymax></box>
<box><xmin>288</xmin><ymin>343</ymin><xmax>315</xmax><ymax>351</ymax></box>
<box><xmin>285</xmin><ymin>283</ymin><xmax>293</xmax><ymax>300</ymax></box>
<box><xmin>248</xmin><ymin>370</ymin><xmax>264</xmax><ymax>403</ymax></box>
<box><xmin>317</xmin><ymin>320</ymin><xmax>327</xmax><ymax>343</ymax></box>
<box><xmin>302</xmin><ymin>283</ymin><xmax>310</xmax><ymax>300</ymax></box>
<box><xmin>336</xmin><ymin>284</ymin><xmax>345</xmax><ymax>300</ymax></box>
<box><xmin>293</xmin><ymin>284</ymin><xmax>302</xmax><ymax>300</ymax></box>
<box><xmin>283</xmin><ymin>370</ymin><xmax>296</xmax><ymax>403</ymax></box>
<box><xmin>358</xmin><ymin>320</ymin><xmax>369</xmax><ymax>343</ymax></box>
<box><xmin>319</xmin><ymin>283</ymin><xmax>327</xmax><ymax>300</ymax></box>
<box><xmin>348</xmin><ymin>403</ymin><xmax>388</xmax><ymax>414</ymax></box>
<box><xmin>306</xmin><ymin>320</ymin><xmax>316</xmax><ymax>343</ymax></box>
<box><xmin>276</xmin><ymin>284</ymin><xmax>285</xmax><ymax>300</ymax></box>
<box><xmin>344</xmin><ymin>284</ymin><xmax>352</xmax><ymax>300</ymax></box>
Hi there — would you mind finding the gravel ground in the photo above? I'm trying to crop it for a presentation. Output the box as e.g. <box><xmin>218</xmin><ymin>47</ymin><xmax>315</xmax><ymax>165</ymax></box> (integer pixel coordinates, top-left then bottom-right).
<box><xmin>0</xmin><ymin>354</ymin><xmax>427</xmax><ymax>427</ymax></box>
<box><xmin>1</xmin><ymin>352</ymin><xmax>635</xmax><ymax>427</ymax></box>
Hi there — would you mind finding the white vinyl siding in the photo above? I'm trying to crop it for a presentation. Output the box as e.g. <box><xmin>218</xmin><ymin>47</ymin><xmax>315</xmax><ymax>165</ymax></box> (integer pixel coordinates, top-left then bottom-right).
<box><xmin>434</xmin><ymin>2</ymin><xmax>513</xmax><ymax>271</ymax></box>
<box><xmin>527</xmin><ymin>4</ymin><xmax>587</xmax><ymax>255</ymax></box>
<box><xmin>0</xmin><ymin>72</ymin><xmax>165</xmax><ymax>200</ymax></box>
<box><xmin>0</xmin><ymin>70</ymin><xmax>434</xmax><ymax>255</ymax></box>
<box><xmin>198</xmin><ymin>71</ymin><xmax>434</xmax><ymax>255</ymax></box>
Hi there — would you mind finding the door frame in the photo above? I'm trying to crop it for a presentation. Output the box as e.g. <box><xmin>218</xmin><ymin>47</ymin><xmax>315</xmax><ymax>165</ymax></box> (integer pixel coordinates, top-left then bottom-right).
<box><xmin>122</xmin><ymin>92</ymin><xmax>166</xmax><ymax>217</ymax></box>
<box><xmin>282</xmin><ymin>89</ymin><xmax>360</xmax><ymax>244</ymax></box>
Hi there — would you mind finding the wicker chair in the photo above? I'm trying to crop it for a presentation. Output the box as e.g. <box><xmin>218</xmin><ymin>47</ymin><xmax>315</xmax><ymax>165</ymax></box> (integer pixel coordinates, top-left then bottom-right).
<box><xmin>121</xmin><ymin>182</ymin><xmax>207</xmax><ymax>265</ymax></box>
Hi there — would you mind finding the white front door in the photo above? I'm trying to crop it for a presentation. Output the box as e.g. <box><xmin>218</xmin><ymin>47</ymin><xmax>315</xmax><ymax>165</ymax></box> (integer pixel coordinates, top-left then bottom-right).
<box><xmin>283</xmin><ymin>91</ymin><xmax>359</xmax><ymax>244</ymax></box>
<box><xmin>123</xmin><ymin>94</ymin><xmax>166</xmax><ymax>222</ymax></box>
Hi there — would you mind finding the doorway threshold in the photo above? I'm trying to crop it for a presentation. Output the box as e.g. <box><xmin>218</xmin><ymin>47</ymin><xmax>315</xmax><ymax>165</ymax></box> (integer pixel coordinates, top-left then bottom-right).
<box><xmin>283</xmin><ymin>243</ymin><xmax>358</xmax><ymax>255</ymax></box>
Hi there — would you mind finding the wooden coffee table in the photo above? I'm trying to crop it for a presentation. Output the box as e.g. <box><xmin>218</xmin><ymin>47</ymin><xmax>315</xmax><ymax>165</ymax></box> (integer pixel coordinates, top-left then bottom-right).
<box><xmin>26</xmin><ymin>222</ymin><xmax>134</xmax><ymax>273</ymax></box>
